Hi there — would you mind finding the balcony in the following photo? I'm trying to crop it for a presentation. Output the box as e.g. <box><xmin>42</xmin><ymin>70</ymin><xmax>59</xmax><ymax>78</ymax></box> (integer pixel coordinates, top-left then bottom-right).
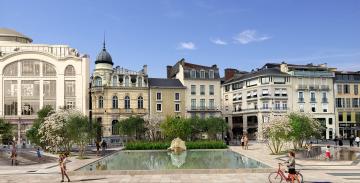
<box><xmin>120</xmin><ymin>108</ymin><xmax>133</xmax><ymax>113</ymax></box>
<box><xmin>309</xmin><ymin>85</ymin><xmax>320</xmax><ymax>91</ymax></box>
<box><xmin>298</xmin><ymin>98</ymin><xmax>305</xmax><ymax>103</ymax></box>
<box><xmin>297</xmin><ymin>84</ymin><xmax>308</xmax><ymax>90</ymax></box>
<box><xmin>320</xmin><ymin>85</ymin><xmax>330</xmax><ymax>91</ymax></box>
<box><xmin>322</xmin><ymin>98</ymin><xmax>328</xmax><ymax>103</ymax></box>
<box><xmin>91</xmin><ymin>86</ymin><xmax>104</xmax><ymax>92</ymax></box>
<box><xmin>289</xmin><ymin>70</ymin><xmax>334</xmax><ymax>77</ymax></box>
<box><xmin>310</xmin><ymin>98</ymin><xmax>316</xmax><ymax>103</ymax></box>
<box><xmin>189</xmin><ymin>106</ymin><xmax>218</xmax><ymax>112</ymax></box>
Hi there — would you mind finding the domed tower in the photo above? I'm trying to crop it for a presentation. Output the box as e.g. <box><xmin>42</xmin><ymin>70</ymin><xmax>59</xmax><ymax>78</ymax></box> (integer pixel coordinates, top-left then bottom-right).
<box><xmin>95</xmin><ymin>41</ymin><xmax>113</xmax><ymax>70</ymax></box>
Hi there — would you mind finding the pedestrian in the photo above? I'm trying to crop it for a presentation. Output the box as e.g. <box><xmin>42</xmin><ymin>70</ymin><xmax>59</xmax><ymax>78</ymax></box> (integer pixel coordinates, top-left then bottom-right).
<box><xmin>325</xmin><ymin>145</ymin><xmax>331</xmax><ymax>160</ymax></box>
<box><xmin>339</xmin><ymin>137</ymin><xmax>343</xmax><ymax>147</ymax></box>
<box><xmin>355</xmin><ymin>136</ymin><xmax>360</xmax><ymax>147</ymax></box>
<box><xmin>95</xmin><ymin>141</ymin><xmax>100</xmax><ymax>156</ymax></box>
<box><xmin>244</xmin><ymin>134</ymin><xmax>249</xmax><ymax>150</ymax></box>
<box><xmin>306</xmin><ymin>142</ymin><xmax>313</xmax><ymax>158</ymax></box>
<box><xmin>36</xmin><ymin>147</ymin><xmax>41</xmax><ymax>161</ymax></box>
<box><xmin>59</xmin><ymin>153</ymin><xmax>70</xmax><ymax>182</ymax></box>
<box><xmin>350</xmin><ymin>135</ymin><xmax>354</xmax><ymax>147</ymax></box>
<box><xmin>240</xmin><ymin>135</ymin><xmax>244</xmax><ymax>149</ymax></box>
<box><xmin>101</xmin><ymin>140</ymin><xmax>107</xmax><ymax>156</ymax></box>
<box><xmin>10</xmin><ymin>143</ymin><xmax>17</xmax><ymax>166</ymax></box>
<box><xmin>334</xmin><ymin>136</ymin><xmax>338</xmax><ymax>146</ymax></box>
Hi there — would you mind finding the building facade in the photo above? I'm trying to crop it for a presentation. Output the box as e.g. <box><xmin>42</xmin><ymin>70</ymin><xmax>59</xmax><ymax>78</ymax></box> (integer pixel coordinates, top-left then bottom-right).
<box><xmin>265</xmin><ymin>63</ymin><xmax>336</xmax><ymax>139</ymax></box>
<box><xmin>222</xmin><ymin>67</ymin><xmax>292</xmax><ymax>139</ymax></box>
<box><xmin>334</xmin><ymin>71</ymin><xmax>360</xmax><ymax>138</ymax></box>
<box><xmin>90</xmin><ymin>43</ymin><xmax>148</xmax><ymax>142</ymax></box>
<box><xmin>148</xmin><ymin>78</ymin><xmax>186</xmax><ymax>118</ymax></box>
<box><xmin>167</xmin><ymin>59</ymin><xmax>222</xmax><ymax>118</ymax></box>
<box><xmin>0</xmin><ymin>28</ymin><xmax>89</xmax><ymax>143</ymax></box>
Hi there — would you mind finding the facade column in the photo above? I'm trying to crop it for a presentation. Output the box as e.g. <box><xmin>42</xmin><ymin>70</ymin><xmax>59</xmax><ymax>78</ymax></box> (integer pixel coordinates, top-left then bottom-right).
<box><xmin>227</xmin><ymin>116</ymin><xmax>233</xmax><ymax>139</ymax></box>
<box><xmin>243</xmin><ymin>115</ymin><xmax>248</xmax><ymax>134</ymax></box>
<box><xmin>257</xmin><ymin>113</ymin><xmax>263</xmax><ymax>140</ymax></box>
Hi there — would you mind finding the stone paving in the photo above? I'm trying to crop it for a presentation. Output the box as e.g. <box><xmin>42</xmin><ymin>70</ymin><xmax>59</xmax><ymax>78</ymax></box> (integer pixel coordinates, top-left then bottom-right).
<box><xmin>0</xmin><ymin>143</ymin><xmax>359</xmax><ymax>182</ymax></box>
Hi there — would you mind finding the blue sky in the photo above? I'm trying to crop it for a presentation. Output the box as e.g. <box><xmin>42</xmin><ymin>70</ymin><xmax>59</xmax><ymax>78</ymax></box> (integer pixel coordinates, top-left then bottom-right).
<box><xmin>1</xmin><ymin>0</ymin><xmax>359</xmax><ymax>77</ymax></box>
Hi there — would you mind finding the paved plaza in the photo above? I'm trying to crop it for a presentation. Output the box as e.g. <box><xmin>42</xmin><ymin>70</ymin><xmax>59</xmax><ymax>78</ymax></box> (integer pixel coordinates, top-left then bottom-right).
<box><xmin>1</xmin><ymin>143</ymin><xmax>360</xmax><ymax>183</ymax></box>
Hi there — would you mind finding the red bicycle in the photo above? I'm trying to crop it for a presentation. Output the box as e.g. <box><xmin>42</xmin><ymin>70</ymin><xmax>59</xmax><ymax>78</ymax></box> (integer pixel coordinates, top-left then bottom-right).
<box><xmin>268</xmin><ymin>163</ymin><xmax>303</xmax><ymax>183</ymax></box>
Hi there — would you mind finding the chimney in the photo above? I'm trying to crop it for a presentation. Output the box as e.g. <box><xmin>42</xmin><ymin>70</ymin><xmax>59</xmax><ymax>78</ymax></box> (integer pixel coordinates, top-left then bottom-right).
<box><xmin>143</xmin><ymin>65</ymin><xmax>148</xmax><ymax>75</ymax></box>
<box><xmin>224</xmin><ymin>68</ymin><xmax>238</xmax><ymax>81</ymax></box>
<box><xmin>167</xmin><ymin>65</ymin><xmax>172</xmax><ymax>79</ymax></box>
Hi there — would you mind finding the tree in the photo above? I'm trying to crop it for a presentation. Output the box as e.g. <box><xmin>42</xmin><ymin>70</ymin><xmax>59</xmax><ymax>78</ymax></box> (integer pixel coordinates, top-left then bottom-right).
<box><xmin>0</xmin><ymin>118</ymin><xmax>13</xmax><ymax>144</ymax></box>
<box><xmin>288</xmin><ymin>112</ymin><xmax>323</xmax><ymax>150</ymax></box>
<box><xmin>117</xmin><ymin>116</ymin><xmax>145</xmax><ymax>140</ymax></box>
<box><xmin>203</xmin><ymin>117</ymin><xmax>228</xmax><ymax>140</ymax></box>
<box><xmin>67</xmin><ymin>114</ymin><xmax>95</xmax><ymax>158</ymax></box>
<box><xmin>160</xmin><ymin>117</ymin><xmax>192</xmax><ymax>140</ymax></box>
<box><xmin>143</xmin><ymin>114</ymin><xmax>164</xmax><ymax>141</ymax></box>
<box><xmin>26</xmin><ymin>105</ymin><xmax>53</xmax><ymax>148</ymax></box>
<box><xmin>262</xmin><ymin>115</ymin><xmax>291</xmax><ymax>154</ymax></box>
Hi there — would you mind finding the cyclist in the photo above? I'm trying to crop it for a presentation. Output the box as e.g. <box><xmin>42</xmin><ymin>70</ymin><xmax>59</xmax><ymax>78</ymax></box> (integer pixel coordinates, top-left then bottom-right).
<box><xmin>284</xmin><ymin>151</ymin><xmax>296</xmax><ymax>181</ymax></box>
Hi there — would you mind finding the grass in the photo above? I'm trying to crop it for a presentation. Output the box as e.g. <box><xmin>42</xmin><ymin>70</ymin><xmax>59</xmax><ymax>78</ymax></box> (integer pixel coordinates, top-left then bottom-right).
<box><xmin>125</xmin><ymin>140</ymin><xmax>227</xmax><ymax>150</ymax></box>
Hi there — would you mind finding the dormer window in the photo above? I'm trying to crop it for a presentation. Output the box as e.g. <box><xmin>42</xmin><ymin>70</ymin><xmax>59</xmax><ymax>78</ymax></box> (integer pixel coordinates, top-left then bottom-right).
<box><xmin>209</xmin><ymin>70</ymin><xmax>214</xmax><ymax>79</ymax></box>
<box><xmin>200</xmin><ymin>70</ymin><xmax>205</xmax><ymax>79</ymax></box>
<box><xmin>190</xmin><ymin>70</ymin><xmax>196</xmax><ymax>78</ymax></box>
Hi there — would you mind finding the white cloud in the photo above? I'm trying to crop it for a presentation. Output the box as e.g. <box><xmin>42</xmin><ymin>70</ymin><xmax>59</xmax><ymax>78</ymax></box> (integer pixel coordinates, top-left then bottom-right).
<box><xmin>178</xmin><ymin>42</ymin><xmax>196</xmax><ymax>50</ymax></box>
<box><xmin>210</xmin><ymin>38</ymin><xmax>227</xmax><ymax>45</ymax></box>
<box><xmin>233</xmin><ymin>30</ymin><xmax>270</xmax><ymax>44</ymax></box>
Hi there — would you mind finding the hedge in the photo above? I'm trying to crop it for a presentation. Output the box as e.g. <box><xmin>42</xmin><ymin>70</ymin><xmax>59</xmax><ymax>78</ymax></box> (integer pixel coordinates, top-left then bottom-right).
<box><xmin>125</xmin><ymin>140</ymin><xmax>227</xmax><ymax>150</ymax></box>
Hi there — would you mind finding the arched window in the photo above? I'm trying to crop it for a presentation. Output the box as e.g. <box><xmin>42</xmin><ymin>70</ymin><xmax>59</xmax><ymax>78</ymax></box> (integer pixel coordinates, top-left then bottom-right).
<box><xmin>3</xmin><ymin>62</ymin><xmax>18</xmax><ymax>76</ymax></box>
<box><xmin>112</xmin><ymin>120</ymin><xmax>119</xmax><ymax>135</ymax></box>
<box><xmin>112</xmin><ymin>96</ymin><xmax>118</xmax><ymax>109</ymax></box>
<box><xmin>98</xmin><ymin>96</ymin><xmax>103</xmax><ymax>108</ymax></box>
<box><xmin>94</xmin><ymin>77</ymin><xmax>102</xmax><ymax>86</ymax></box>
<box><xmin>124</xmin><ymin>96</ymin><xmax>130</xmax><ymax>109</ymax></box>
<box><xmin>113</xmin><ymin>76</ymin><xmax>117</xmax><ymax>86</ymax></box>
<box><xmin>64</xmin><ymin>65</ymin><xmax>75</xmax><ymax>76</ymax></box>
<box><xmin>138</xmin><ymin>77</ymin><xmax>142</xmax><ymax>87</ymax></box>
<box><xmin>125</xmin><ymin>76</ymin><xmax>130</xmax><ymax>87</ymax></box>
<box><xmin>138</xmin><ymin>96</ymin><xmax>143</xmax><ymax>109</ymax></box>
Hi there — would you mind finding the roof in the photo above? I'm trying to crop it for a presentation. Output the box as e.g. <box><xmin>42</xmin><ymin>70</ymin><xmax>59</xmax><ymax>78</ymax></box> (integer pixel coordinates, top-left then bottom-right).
<box><xmin>264</xmin><ymin>62</ymin><xmax>334</xmax><ymax>70</ymax></box>
<box><xmin>167</xmin><ymin>58</ymin><xmax>220</xmax><ymax>79</ymax></box>
<box><xmin>95</xmin><ymin>43</ymin><xmax>113</xmax><ymax>65</ymax></box>
<box><xmin>148</xmin><ymin>78</ymin><xmax>185</xmax><ymax>88</ymax></box>
<box><xmin>0</xmin><ymin>28</ymin><xmax>33</xmax><ymax>43</ymax></box>
<box><xmin>224</xmin><ymin>68</ymin><xmax>289</xmax><ymax>84</ymax></box>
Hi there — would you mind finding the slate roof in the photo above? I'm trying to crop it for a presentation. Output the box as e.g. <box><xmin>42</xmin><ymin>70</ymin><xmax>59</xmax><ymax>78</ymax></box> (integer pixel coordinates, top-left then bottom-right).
<box><xmin>148</xmin><ymin>78</ymin><xmax>185</xmax><ymax>88</ymax></box>
<box><xmin>224</xmin><ymin>67</ymin><xmax>289</xmax><ymax>84</ymax></box>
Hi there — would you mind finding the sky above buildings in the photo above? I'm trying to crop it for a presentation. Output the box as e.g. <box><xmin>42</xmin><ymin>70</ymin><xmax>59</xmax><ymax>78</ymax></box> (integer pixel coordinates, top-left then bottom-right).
<box><xmin>1</xmin><ymin>0</ymin><xmax>359</xmax><ymax>77</ymax></box>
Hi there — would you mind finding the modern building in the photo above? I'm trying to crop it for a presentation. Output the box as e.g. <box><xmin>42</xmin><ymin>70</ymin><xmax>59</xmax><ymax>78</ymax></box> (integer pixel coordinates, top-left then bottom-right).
<box><xmin>90</xmin><ymin>42</ymin><xmax>148</xmax><ymax>142</ymax></box>
<box><xmin>334</xmin><ymin>71</ymin><xmax>360</xmax><ymax>138</ymax></box>
<box><xmin>222</xmin><ymin>67</ymin><xmax>292</xmax><ymax>139</ymax></box>
<box><xmin>148</xmin><ymin>78</ymin><xmax>186</xmax><ymax>118</ymax></box>
<box><xmin>0</xmin><ymin>28</ymin><xmax>89</xmax><ymax>143</ymax></box>
<box><xmin>167</xmin><ymin>59</ymin><xmax>222</xmax><ymax>118</ymax></box>
<box><xmin>265</xmin><ymin>62</ymin><xmax>336</xmax><ymax>139</ymax></box>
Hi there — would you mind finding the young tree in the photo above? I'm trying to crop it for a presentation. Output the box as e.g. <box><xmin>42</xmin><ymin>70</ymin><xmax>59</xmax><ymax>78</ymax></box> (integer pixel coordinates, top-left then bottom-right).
<box><xmin>160</xmin><ymin>117</ymin><xmax>192</xmax><ymax>140</ymax></box>
<box><xmin>117</xmin><ymin>116</ymin><xmax>145</xmax><ymax>140</ymax></box>
<box><xmin>262</xmin><ymin>115</ymin><xmax>291</xmax><ymax>154</ymax></box>
<box><xmin>204</xmin><ymin>117</ymin><xmax>228</xmax><ymax>140</ymax></box>
<box><xmin>143</xmin><ymin>114</ymin><xmax>164</xmax><ymax>141</ymax></box>
<box><xmin>0</xmin><ymin>118</ymin><xmax>13</xmax><ymax>144</ymax></box>
<box><xmin>26</xmin><ymin>105</ymin><xmax>53</xmax><ymax>148</ymax></box>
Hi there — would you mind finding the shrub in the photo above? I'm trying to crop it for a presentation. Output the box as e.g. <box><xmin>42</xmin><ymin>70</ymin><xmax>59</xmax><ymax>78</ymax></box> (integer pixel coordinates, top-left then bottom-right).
<box><xmin>125</xmin><ymin>140</ymin><xmax>227</xmax><ymax>150</ymax></box>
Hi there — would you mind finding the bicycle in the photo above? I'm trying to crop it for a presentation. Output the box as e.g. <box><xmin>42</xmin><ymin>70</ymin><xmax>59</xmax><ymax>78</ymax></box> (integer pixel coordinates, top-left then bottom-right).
<box><xmin>268</xmin><ymin>163</ymin><xmax>303</xmax><ymax>183</ymax></box>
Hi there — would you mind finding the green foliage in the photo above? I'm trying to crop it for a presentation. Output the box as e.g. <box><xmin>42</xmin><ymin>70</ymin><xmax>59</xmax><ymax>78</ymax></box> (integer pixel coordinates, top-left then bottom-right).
<box><xmin>117</xmin><ymin>116</ymin><xmax>146</xmax><ymax>140</ymax></box>
<box><xmin>0</xmin><ymin>118</ymin><xmax>13</xmax><ymax>144</ymax></box>
<box><xmin>125</xmin><ymin>140</ymin><xmax>227</xmax><ymax>150</ymax></box>
<box><xmin>160</xmin><ymin>117</ymin><xmax>192</xmax><ymax>140</ymax></box>
<box><xmin>26</xmin><ymin>105</ymin><xmax>53</xmax><ymax>148</ymax></box>
<box><xmin>203</xmin><ymin>117</ymin><xmax>228</xmax><ymax>140</ymax></box>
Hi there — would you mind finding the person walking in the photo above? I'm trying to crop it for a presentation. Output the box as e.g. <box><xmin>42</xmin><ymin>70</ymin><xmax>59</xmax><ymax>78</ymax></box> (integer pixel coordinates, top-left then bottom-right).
<box><xmin>339</xmin><ymin>137</ymin><xmax>343</xmax><ymax>147</ymax></box>
<box><xmin>306</xmin><ymin>142</ymin><xmax>313</xmax><ymax>158</ymax></box>
<box><xmin>244</xmin><ymin>135</ymin><xmax>249</xmax><ymax>150</ymax></box>
<box><xmin>240</xmin><ymin>135</ymin><xmax>245</xmax><ymax>149</ymax></box>
<box><xmin>10</xmin><ymin>143</ymin><xmax>17</xmax><ymax>166</ymax></box>
<box><xmin>95</xmin><ymin>141</ymin><xmax>100</xmax><ymax>156</ymax></box>
<box><xmin>350</xmin><ymin>135</ymin><xmax>355</xmax><ymax>147</ymax></box>
<box><xmin>355</xmin><ymin>136</ymin><xmax>360</xmax><ymax>147</ymax></box>
<box><xmin>325</xmin><ymin>145</ymin><xmax>331</xmax><ymax>160</ymax></box>
<box><xmin>334</xmin><ymin>136</ymin><xmax>338</xmax><ymax>146</ymax></box>
<box><xmin>101</xmin><ymin>140</ymin><xmax>107</xmax><ymax>156</ymax></box>
<box><xmin>36</xmin><ymin>147</ymin><xmax>41</xmax><ymax>161</ymax></box>
<box><xmin>60</xmin><ymin>153</ymin><xmax>70</xmax><ymax>182</ymax></box>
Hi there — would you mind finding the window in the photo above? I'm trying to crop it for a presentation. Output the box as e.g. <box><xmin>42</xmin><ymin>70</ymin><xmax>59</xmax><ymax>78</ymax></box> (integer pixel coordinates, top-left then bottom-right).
<box><xmin>322</xmin><ymin>103</ymin><xmax>328</xmax><ymax>112</ymax></box>
<box><xmin>4</xmin><ymin>80</ymin><xmax>18</xmax><ymax>115</ymax></box>
<box><xmin>246</xmin><ymin>79</ymin><xmax>257</xmax><ymax>87</ymax></box>
<box><xmin>355</xmin><ymin>84</ymin><xmax>359</xmax><ymax>95</ymax></box>
<box><xmin>337</xmin><ymin>84</ymin><xmax>343</xmax><ymax>94</ymax></box>
<box><xmin>65</xmin><ymin>81</ymin><xmax>76</xmax><ymax>97</ymax></box>
<box><xmin>225</xmin><ymin>85</ymin><xmax>231</xmax><ymax>92</ymax></box>
<box><xmin>225</xmin><ymin>95</ymin><xmax>229</xmax><ymax>101</ymax></box>
<box><xmin>125</xmin><ymin>76</ymin><xmax>130</xmax><ymax>87</ymax></box>
<box><xmin>353</xmin><ymin>98</ymin><xmax>359</xmax><ymax>108</ymax></box>
<box><xmin>3</xmin><ymin>62</ymin><xmax>18</xmax><ymax>76</ymax></box>
<box><xmin>310</xmin><ymin>92</ymin><xmax>316</xmax><ymax>102</ymax></box>
<box><xmin>273</xmin><ymin>77</ymin><xmax>285</xmax><ymax>84</ymax></box>
<box><xmin>65</xmin><ymin>100</ymin><xmax>75</xmax><ymax>109</ymax></box>
<box><xmin>344</xmin><ymin>84</ymin><xmax>350</xmax><ymax>94</ymax></box>
<box><xmin>156</xmin><ymin>103</ymin><xmax>162</xmax><ymax>112</ymax></box>
<box><xmin>209</xmin><ymin>70</ymin><xmax>214</xmax><ymax>79</ymax></box>
<box><xmin>262</xmin><ymin>102</ymin><xmax>269</xmax><ymax>109</ymax></box>
<box><xmin>156</xmin><ymin>92</ymin><xmax>162</xmax><ymax>101</ymax></box>
<box><xmin>190</xmin><ymin>70</ymin><xmax>196</xmax><ymax>78</ymax></box>
<box><xmin>311</xmin><ymin>103</ymin><xmax>316</xmax><ymax>112</ymax></box>
<box><xmin>43</xmin><ymin>80</ymin><xmax>56</xmax><ymax>108</ymax></box>
<box><xmin>346</xmin><ymin>98</ymin><xmax>351</xmax><ymax>108</ymax></box>
<box><xmin>322</xmin><ymin>92</ymin><xmax>328</xmax><ymax>103</ymax></box>
<box><xmin>200</xmin><ymin>85</ymin><xmax>205</xmax><ymax>95</ymax></box>
<box><xmin>98</xmin><ymin>96</ymin><xmax>103</xmax><ymax>108</ymax></box>
<box><xmin>64</xmin><ymin>65</ymin><xmax>75</xmax><ymax>76</ymax></box>
<box><xmin>209</xmin><ymin>85</ymin><xmax>214</xmax><ymax>95</ymax></box>
<box><xmin>112</xmin><ymin>120</ymin><xmax>119</xmax><ymax>135</ymax></box>
<box><xmin>43</xmin><ymin>63</ymin><xmax>56</xmax><ymax>76</ymax></box>
<box><xmin>124</xmin><ymin>96</ymin><xmax>130</xmax><ymax>109</ymax></box>
<box><xmin>209</xmin><ymin>99</ymin><xmax>215</xmax><ymax>109</ymax></box>
<box><xmin>113</xmin><ymin>76</ymin><xmax>117</xmax><ymax>86</ymax></box>
<box><xmin>232</xmin><ymin>82</ymin><xmax>243</xmax><ymax>90</ymax></box>
<box><xmin>138</xmin><ymin>96</ymin><xmax>143</xmax><ymax>109</ymax></box>
<box><xmin>347</xmin><ymin>113</ymin><xmax>351</xmax><ymax>122</ymax></box>
<box><xmin>200</xmin><ymin>70</ymin><xmax>205</xmax><ymax>78</ymax></box>
<box><xmin>175</xmin><ymin>93</ymin><xmax>180</xmax><ymax>101</ymax></box>
<box><xmin>338</xmin><ymin>113</ymin><xmax>343</xmax><ymax>122</ymax></box>
<box><xmin>282</xmin><ymin>102</ymin><xmax>287</xmax><ymax>110</ymax></box>
<box><xmin>247</xmin><ymin>92</ymin><xmax>251</xmax><ymax>99</ymax></box>
<box><xmin>281</xmin><ymin>89</ymin><xmax>287</xmax><ymax>96</ymax></box>
<box><xmin>261</xmin><ymin>77</ymin><xmax>270</xmax><ymax>84</ymax></box>
<box><xmin>252</xmin><ymin>90</ymin><xmax>257</xmax><ymax>98</ymax></box>
<box><xmin>95</xmin><ymin>77</ymin><xmax>102</xmax><ymax>86</ymax></box>
<box><xmin>138</xmin><ymin>77</ymin><xmax>142</xmax><ymax>87</ymax></box>
<box><xmin>274</xmin><ymin>89</ymin><xmax>281</xmax><ymax>97</ymax></box>
<box><xmin>356</xmin><ymin>112</ymin><xmax>360</xmax><ymax>122</ymax></box>
<box><xmin>200</xmin><ymin>99</ymin><xmax>206</xmax><ymax>110</ymax></box>
<box><xmin>336</xmin><ymin>98</ymin><xmax>344</xmax><ymax>108</ymax></box>
<box><xmin>21</xmin><ymin>60</ymin><xmax>40</xmax><ymax>76</ymax></box>
<box><xmin>191</xmin><ymin>99</ymin><xmax>196</xmax><ymax>110</ymax></box>
<box><xmin>262</xmin><ymin>89</ymin><xmax>269</xmax><ymax>96</ymax></box>
<box><xmin>298</xmin><ymin>91</ymin><xmax>304</xmax><ymax>102</ymax></box>
<box><xmin>175</xmin><ymin>103</ymin><xmax>180</xmax><ymax>112</ymax></box>
<box><xmin>329</xmin><ymin>118</ymin><xmax>333</xmax><ymax>125</ymax></box>
<box><xmin>299</xmin><ymin>104</ymin><xmax>304</xmax><ymax>112</ymax></box>
<box><xmin>275</xmin><ymin>101</ymin><xmax>280</xmax><ymax>110</ymax></box>
<box><xmin>191</xmin><ymin>85</ymin><xmax>196</xmax><ymax>95</ymax></box>
<box><xmin>112</xmin><ymin>96</ymin><xmax>118</xmax><ymax>109</ymax></box>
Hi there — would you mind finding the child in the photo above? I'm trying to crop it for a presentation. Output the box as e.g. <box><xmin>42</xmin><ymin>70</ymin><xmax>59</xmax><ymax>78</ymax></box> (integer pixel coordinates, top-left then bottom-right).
<box><xmin>36</xmin><ymin>147</ymin><xmax>41</xmax><ymax>161</ymax></box>
<box><xmin>325</xmin><ymin>145</ymin><xmax>331</xmax><ymax>160</ymax></box>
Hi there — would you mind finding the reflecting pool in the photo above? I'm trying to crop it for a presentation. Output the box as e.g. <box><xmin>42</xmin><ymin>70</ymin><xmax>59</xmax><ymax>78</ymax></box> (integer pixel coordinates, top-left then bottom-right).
<box><xmin>296</xmin><ymin>146</ymin><xmax>360</xmax><ymax>161</ymax></box>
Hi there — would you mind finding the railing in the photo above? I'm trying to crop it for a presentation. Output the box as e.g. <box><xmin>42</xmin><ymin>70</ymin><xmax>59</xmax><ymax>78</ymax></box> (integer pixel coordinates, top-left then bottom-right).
<box><xmin>309</xmin><ymin>85</ymin><xmax>320</xmax><ymax>90</ymax></box>
<box><xmin>310</xmin><ymin>98</ymin><xmax>316</xmax><ymax>102</ymax></box>
<box><xmin>297</xmin><ymin>84</ymin><xmax>308</xmax><ymax>90</ymax></box>
<box><xmin>320</xmin><ymin>85</ymin><xmax>330</xmax><ymax>91</ymax></box>
<box><xmin>289</xmin><ymin>70</ymin><xmax>334</xmax><ymax>77</ymax></box>
<box><xmin>91</xmin><ymin>86</ymin><xmax>104</xmax><ymax>92</ymax></box>
<box><xmin>189</xmin><ymin>106</ymin><xmax>218</xmax><ymax>111</ymax></box>
<box><xmin>322</xmin><ymin>98</ymin><xmax>328</xmax><ymax>103</ymax></box>
<box><xmin>298</xmin><ymin>98</ymin><xmax>305</xmax><ymax>102</ymax></box>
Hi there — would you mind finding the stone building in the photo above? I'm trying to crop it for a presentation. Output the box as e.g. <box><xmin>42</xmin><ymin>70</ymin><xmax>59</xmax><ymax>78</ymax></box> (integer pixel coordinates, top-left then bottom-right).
<box><xmin>0</xmin><ymin>28</ymin><xmax>89</xmax><ymax>143</ymax></box>
<box><xmin>166</xmin><ymin>59</ymin><xmax>222</xmax><ymax>118</ymax></box>
<box><xmin>334</xmin><ymin>71</ymin><xmax>360</xmax><ymax>138</ymax></box>
<box><xmin>90</xmin><ymin>42</ymin><xmax>148</xmax><ymax>142</ymax></box>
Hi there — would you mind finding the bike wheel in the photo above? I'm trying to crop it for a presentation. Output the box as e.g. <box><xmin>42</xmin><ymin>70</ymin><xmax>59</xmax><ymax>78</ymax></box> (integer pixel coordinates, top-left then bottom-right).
<box><xmin>268</xmin><ymin>172</ymin><xmax>283</xmax><ymax>183</ymax></box>
<box><xmin>296</xmin><ymin>173</ymin><xmax>304</xmax><ymax>183</ymax></box>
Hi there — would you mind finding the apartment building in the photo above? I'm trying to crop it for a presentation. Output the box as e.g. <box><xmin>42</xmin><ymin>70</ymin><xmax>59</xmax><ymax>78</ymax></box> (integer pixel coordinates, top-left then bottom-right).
<box><xmin>334</xmin><ymin>71</ymin><xmax>360</xmax><ymax>138</ymax></box>
<box><xmin>167</xmin><ymin>59</ymin><xmax>221</xmax><ymax>118</ymax></box>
